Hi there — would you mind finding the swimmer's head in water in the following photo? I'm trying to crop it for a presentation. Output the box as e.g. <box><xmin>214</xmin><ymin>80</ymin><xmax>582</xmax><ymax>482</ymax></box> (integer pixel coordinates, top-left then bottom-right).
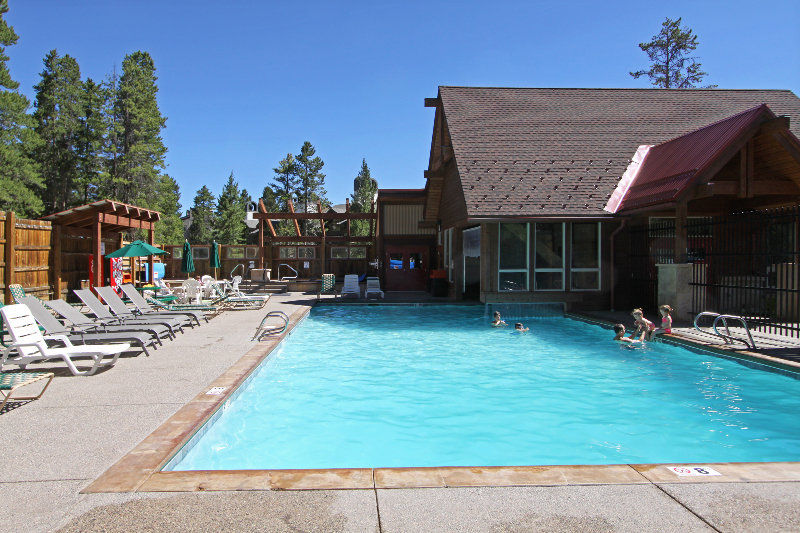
<box><xmin>613</xmin><ymin>323</ymin><xmax>625</xmax><ymax>335</ymax></box>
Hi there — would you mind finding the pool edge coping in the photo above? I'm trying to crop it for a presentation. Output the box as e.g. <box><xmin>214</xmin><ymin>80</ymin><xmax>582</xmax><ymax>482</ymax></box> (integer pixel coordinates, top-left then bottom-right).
<box><xmin>83</xmin><ymin>304</ymin><xmax>800</xmax><ymax>494</ymax></box>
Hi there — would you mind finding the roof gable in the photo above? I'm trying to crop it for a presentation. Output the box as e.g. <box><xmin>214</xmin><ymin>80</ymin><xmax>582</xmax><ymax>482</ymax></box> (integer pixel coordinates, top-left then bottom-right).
<box><xmin>614</xmin><ymin>105</ymin><xmax>777</xmax><ymax>212</ymax></box>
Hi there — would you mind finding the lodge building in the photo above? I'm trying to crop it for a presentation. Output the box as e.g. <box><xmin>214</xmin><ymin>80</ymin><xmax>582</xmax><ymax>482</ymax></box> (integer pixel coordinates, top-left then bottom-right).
<box><xmin>377</xmin><ymin>87</ymin><xmax>800</xmax><ymax>313</ymax></box>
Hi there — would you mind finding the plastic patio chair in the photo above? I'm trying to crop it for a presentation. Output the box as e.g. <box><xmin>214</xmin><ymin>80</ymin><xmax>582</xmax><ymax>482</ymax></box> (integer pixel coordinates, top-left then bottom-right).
<box><xmin>0</xmin><ymin>304</ymin><xmax>130</xmax><ymax>376</ymax></box>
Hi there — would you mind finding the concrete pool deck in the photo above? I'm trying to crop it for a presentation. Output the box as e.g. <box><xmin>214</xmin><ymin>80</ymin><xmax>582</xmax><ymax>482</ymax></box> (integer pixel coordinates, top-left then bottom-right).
<box><xmin>2</xmin><ymin>295</ymin><xmax>800</xmax><ymax>531</ymax></box>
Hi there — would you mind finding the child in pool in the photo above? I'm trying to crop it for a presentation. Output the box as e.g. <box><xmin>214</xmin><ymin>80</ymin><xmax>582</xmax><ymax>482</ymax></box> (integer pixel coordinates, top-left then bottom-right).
<box><xmin>631</xmin><ymin>308</ymin><xmax>655</xmax><ymax>341</ymax></box>
<box><xmin>514</xmin><ymin>322</ymin><xmax>529</xmax><ymax>333</ymax></box>
<box><xmin>613</xmin><ymin>323</ymin><xmax>639</xmax><ymax>343</ymax></box>
<box><xmin>491</xmin><ymin>311</ymin><xmax>507</xmax><ymax>327</ymax></box>
<box><xmin>650</xmin><ymin>304</ymin><xmax>673</xmax><ymax>338</ymax></box>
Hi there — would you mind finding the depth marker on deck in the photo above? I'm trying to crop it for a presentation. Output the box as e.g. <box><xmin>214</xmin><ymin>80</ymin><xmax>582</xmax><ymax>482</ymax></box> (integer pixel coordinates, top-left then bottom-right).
<box><xmin>666</xmin><ymin>466</ymin><xmax>721</xmax><ymax>476</ymax></box>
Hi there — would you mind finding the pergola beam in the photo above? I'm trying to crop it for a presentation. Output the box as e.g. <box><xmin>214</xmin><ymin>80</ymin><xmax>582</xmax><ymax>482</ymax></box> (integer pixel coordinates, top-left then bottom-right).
<box><xmin>287</xmin><ymin>199</ymin><xmax>302</xmax><ymax>236</ymax></box>
<box><xmin>253</xmin><ymin>212</ymin><xmax>377</xmax><ymax>220</ymax></box>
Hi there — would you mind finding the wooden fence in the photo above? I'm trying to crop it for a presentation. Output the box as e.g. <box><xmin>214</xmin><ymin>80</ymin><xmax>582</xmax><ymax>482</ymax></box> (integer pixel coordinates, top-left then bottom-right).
<box><xmin>1</xmin><ymin>211</ymin><xmax>53</xmax><ymax>304</ymax></box>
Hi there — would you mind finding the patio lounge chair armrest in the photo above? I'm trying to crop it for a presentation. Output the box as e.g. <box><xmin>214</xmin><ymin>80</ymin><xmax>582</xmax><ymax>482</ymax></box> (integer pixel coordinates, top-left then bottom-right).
<box><xmin>44</xmin><ymin>334</ymin><xmax>75</xmax><ymax>347</ymax></box>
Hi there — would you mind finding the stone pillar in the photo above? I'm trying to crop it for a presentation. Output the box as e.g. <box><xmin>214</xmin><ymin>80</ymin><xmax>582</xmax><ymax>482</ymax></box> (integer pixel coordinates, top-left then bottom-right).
<box><xmin>657</xmin><ymin>263</ymin><xmax>693</xmax><ymax>321</ymax></box>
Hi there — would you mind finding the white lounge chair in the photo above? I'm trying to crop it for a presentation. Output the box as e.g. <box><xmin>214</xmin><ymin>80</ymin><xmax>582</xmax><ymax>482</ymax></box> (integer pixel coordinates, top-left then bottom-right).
<box><xmin>340</xmin><ymin>275</ymin><xmax>361</xmax><ymax>299</ymax></box>
<box><xmin>0</xmin><ymin>304</ymin><xmax>130</xmax><ymax>376</ymax></box>
<box><xmin>365</xmin><ymin>277</ymin><xmax>384</xmax><ymax>299</ymax></box>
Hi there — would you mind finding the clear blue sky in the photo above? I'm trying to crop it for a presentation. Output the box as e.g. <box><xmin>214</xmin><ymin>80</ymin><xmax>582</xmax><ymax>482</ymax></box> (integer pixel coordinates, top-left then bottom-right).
<box><xmin>7</xmin><ymin>0</ymin><xmax>800</xmax><ymax>211</ymax></box>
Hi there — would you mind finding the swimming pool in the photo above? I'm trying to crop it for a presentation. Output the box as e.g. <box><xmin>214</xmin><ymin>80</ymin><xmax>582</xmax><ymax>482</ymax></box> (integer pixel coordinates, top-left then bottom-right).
<box><xmin>168</xmin><ymin>305</ymin><xmax>800</xmax><ymax>471</ymax></box>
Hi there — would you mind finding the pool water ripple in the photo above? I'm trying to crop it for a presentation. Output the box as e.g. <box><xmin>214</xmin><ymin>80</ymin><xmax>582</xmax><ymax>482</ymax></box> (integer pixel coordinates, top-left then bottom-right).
<box><xmin>171</xmin><ymin>305</ymin><xmax>800</xmax><ymax>470</ymax></box>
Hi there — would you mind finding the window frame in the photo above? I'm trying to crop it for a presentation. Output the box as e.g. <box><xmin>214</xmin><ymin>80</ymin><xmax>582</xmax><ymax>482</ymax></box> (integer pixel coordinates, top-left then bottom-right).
<box><xmin>533</xmin><ymin>222</ymin><xmax>565</xmax><ymax>292</ymax></box>
<box><xmin>570</xmin><ymin>222</ymin><xmax>601</xmax><ymax>292</ymax></box>
<box><xmin>497</xmin><ymin>223</ymin><xmax>530</xmax><ymax>292</ymax></box>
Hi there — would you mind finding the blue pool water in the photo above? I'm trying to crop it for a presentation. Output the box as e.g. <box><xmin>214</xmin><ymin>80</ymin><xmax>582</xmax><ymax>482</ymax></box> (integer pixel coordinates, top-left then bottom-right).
<box><xmin>170</xmin><ymin>305</ymin><xmax>800</xmax><ymax>470</ymax></box>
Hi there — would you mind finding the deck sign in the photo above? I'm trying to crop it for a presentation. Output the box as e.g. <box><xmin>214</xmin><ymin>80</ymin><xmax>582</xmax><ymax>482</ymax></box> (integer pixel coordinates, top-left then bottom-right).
<box><xmin>666</xmin><ymin>466</ymin><xmax>722</xmax><ymax>476</ymax></box>
<box><xmin>206</xmin><ymin>387</ymin><xmax>227</xmax><ymax>396</ymax></box>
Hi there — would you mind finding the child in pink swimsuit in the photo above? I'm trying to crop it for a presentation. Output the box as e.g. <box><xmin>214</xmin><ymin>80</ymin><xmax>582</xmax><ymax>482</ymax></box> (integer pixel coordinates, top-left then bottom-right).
<box><xmin>652</xmin><ymin>304</ymin><xmax>673</xmax><ymax>338</ymax></box>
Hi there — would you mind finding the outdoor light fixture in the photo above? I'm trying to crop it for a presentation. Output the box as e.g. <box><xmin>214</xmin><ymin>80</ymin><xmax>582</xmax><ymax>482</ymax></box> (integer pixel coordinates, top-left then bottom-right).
<box><xmin>244</xmin><ymin>202</ymin><xmax>259</xmax><ymax>229</ymax></box>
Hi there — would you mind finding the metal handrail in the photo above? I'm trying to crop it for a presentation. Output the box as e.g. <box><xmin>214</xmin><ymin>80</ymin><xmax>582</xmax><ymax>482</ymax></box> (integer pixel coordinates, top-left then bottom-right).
<box><xmin>694</xmin><ymin>311</ymin><xmax>757</xmax><ymax>350</ymax></box>
<box><xmin>230</xmin><ymin>263</ymin><xmax>245</xmax><ymax>278</ymax></box>
<box><xmin>277</xmin><ymin>263</ymin><xmax>298</xmax><ymax>282</ymax></box>
<box><xmin>252</xmin><ymin>310</ymin><xmax>289</xmax><ymax>340</ymax></box>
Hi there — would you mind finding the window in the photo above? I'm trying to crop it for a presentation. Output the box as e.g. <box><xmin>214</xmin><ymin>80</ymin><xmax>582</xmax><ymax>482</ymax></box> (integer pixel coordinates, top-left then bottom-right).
<box><xmin>349</xmin><ymin>247</ymin><xmax>366</xmax><ymax>259</ymax></box>
<box><xmin>297</xmin><ymin>247</ymin><xmax>315</xmax><ymax>259</ymax></box>
<box><xmin>193</xmin><ymin>247</ymin><xmax>209</xmax><ymax>260</ymax></box>
<box><xmin>246</xmin><ymin>247</ymin><xmax>259</xmax><ymax>259</ymax></box>
<box><xmin>279</xmin><ymin>247</ymin><xmax>297</xmax><ymax>259</ymax></box>
<box><xmin>498</xmin><ymin>223</ymin><xmax>529</xmax><ymax>291</ymax></box>
<box><xmin>226</xmin><ymin>246</ymin><xmax>245</xmax><ymax>259</ymax></box>
<box><xmin>172</xmin><ymin>248</ymin><xmax>183</xmax><ymax>259</ymax></box>
<box><xmin>409</xmin><ymin>253</ymin><xmax>422</xmax><ymax>269</ymax></box>
<box><xmin>462</xmin><ymin>226</ymin><xmax>481</xmax><ymax>294</ymax></box>
<box><xmin>534</xmin><ymin>223</ymin><xmax>563</xmax><ymax>291</ymax></box>
<box><xmin>331</xmin><ymin>247</ymin><xmax>365</xmax><ymax>259</ymax></box>
<box><xmin>571</xmin><ymin>222</ymin><xmax>601</xmax><ymax>290</ymax></box>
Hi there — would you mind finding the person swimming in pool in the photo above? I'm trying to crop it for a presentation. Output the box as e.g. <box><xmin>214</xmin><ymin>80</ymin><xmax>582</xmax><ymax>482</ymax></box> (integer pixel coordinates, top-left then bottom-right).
<box><xmin>613</xmin><ymin>323</ymin><xmax>639</xmax><ymax>343</ymax></box>
<box><xmin>514</xmin><ymin>322</ymin><xmax>529</xmax><ymax>333</ymax></box>
<box><xmin>491</xmin><ymin>311</ymin><xmax>507</xmax><ymax>327</ymax></box>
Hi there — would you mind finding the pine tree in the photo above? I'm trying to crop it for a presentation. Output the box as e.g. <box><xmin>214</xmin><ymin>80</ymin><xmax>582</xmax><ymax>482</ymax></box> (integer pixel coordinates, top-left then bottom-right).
<box><xmin>267</xmin><ymin>153</ymin><xmax>299</xmax><ymax>236</ymax></box>
<box><xmin>112</xmin><ymin>51</ymin><xmax>167</xmax><ymax>204</ymax></box>
<box><xmin>33</xmin><ymin>50</ymin><xmax>84</xmax><ymax>212</ymax></box>
<box><xmin>630</xmin><ymin>17</ymin><xmax>713</xmax><ymax>89</ymax></box>
<box><xmin>0</xmin><ymin>0</ymin><xmax>43</xmax><ymax>217</ymax></box>
<box><xmin>151</xmin><ymin>174</ymin><xmax>183</xmax><ymax>245</ymax></box>
<box><xmin>295</xmin><ymin>141</ymin><xmax>327</xmax><ymax>233</ymax></box>
<box><xmin>269</xmin><ymin>153</ymin><xmax>299</xmax><ymax>209</ymax></box>
<box><xmin>350</xmin><ymin>159</ymin><xmax>378</xmax><ymax>236</ymax></box>
<box><xmin>186</xmin><ymin>185</ymin><xmax>216</xmax><ymax>243</ymax></box>
<box><xmin>75</xmin><ymin>78</ymin><xmax>109</xmax><ymax>203</ymax></box>
<box><xmin>239</xmin><ymin>188</ymin><xmax>256</xmax><ymax>244</ymax></box>
<box><xmin>214</xmin><ymin>172</ymin><xmax>246</xmax><ymax>244</ymax></box>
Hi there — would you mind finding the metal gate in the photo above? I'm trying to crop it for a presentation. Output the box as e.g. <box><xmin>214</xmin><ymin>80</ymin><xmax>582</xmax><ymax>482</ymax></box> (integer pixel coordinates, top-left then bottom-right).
<box><xmin>617</xmin><ymin>219</ymin><xmax>675</xmax><ymax>312</ymax></box>
<box><xmin>688</xmin><ymin>206</ymin><xmax>800</xmax><ymax>338</ymax></box>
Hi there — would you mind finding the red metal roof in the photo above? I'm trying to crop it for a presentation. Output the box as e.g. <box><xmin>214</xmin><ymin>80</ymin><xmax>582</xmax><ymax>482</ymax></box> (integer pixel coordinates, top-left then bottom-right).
<box><xmin>616</xmin><ymin>105</ymin><xmax>775</xmax><ymax>212</ymax></box>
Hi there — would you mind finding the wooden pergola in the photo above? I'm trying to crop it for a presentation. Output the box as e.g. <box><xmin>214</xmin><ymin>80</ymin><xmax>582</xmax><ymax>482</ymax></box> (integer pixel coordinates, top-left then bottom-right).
<box><xmin>253</xmin><ymin>199</ymin><xmax>378</xmax><ymax>275</ymax></box>
<box><xmin>41</xmin><ymin>200</ymin><xmax>161</xmax><ymax>293</ymax></box>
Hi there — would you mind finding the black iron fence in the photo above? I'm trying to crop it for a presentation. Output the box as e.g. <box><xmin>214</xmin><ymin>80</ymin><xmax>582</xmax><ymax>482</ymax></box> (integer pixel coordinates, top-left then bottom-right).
<box><xmin>617</xmin><ymin>218</ymin><xmax>675</xmax><ymax>312</ymax></box>
<box><xmin>688</xmin><ymin>206</ymin><xmax>800</xmax><ymax>338</ymax></box>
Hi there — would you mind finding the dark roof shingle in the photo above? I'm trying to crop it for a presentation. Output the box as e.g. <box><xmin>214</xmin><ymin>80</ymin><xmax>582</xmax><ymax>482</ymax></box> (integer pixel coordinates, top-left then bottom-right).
<box><xmin>438</xmin><ymin>87</ymin><xmax>800</xmax><ymax>217</ymax></box>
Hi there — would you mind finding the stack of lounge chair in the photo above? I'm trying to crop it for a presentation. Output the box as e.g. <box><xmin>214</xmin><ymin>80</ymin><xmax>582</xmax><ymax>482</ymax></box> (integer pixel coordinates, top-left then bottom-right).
<box><xmin>0</xmin><ymin>282</ymin><xmax>216</xmax><ymax>381</ymax></box>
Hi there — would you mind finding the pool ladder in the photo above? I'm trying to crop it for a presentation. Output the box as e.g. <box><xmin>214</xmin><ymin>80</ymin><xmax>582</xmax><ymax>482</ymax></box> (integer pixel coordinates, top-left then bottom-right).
<box><xmin>693</xmin><ymin>312</ymin><xmax>757</xmax><ymax>350</ymax></box>
<box><xmin>252</xmin><ymin>311</ymin><xmax>290</xmax><ymax>340</ymax></box>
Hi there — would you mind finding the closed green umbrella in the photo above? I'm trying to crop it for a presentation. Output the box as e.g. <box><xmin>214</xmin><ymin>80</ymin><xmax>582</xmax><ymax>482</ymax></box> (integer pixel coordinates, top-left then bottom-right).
<box><xmin>210</xmin><ymin>241</ymin><xmax>221</xmax><ymax>279</ymax></box>
<box><xmin>181</xmin><ymin>240</ymin><xmax>195</xmax><ymax>278</ymax></box>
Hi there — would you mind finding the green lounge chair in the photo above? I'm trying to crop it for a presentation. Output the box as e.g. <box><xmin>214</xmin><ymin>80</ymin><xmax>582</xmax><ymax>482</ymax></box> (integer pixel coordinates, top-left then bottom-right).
<box><xmin>0</xmin><ymin>371</ymin><xmax>54</xmax><ymax>411</ymax></box>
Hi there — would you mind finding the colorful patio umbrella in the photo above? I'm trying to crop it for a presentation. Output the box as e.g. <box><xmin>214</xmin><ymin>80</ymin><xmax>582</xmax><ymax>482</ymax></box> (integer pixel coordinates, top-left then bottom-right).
<box><xmin>210</xmin><ymin>241</ymin><xmax>221</xmax><ymax>279</ymax></box>
<box><xmin>181</xmin><ymin>240</ymin><xmax>195</xmax><ymax>278</ymax></box>
<box><xmin>106</xmin><ymin>240</ymin><xmax>168</xmax><ymax>286</ymax></box>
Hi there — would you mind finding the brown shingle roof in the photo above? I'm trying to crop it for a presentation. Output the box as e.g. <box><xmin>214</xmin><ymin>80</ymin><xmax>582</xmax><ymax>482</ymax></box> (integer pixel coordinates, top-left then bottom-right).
<box><xmin>438</xmin><ymin>87</ymin><xmax>800</xmax><ymax>217</ymax></box>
